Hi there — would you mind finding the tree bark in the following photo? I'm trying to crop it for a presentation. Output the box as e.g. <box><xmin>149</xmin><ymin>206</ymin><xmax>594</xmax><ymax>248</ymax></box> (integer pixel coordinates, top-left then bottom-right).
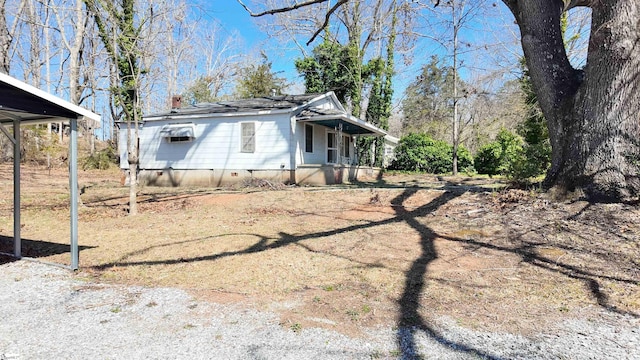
<box><xmin>0</xmin><ymin>0</ymin><xmax>11</xmax><ymax>74</ymax></box>
<box><xmin>505</xmin><ymin>0</ymin><xmax>640</xmax><ymax>202</ymax></box>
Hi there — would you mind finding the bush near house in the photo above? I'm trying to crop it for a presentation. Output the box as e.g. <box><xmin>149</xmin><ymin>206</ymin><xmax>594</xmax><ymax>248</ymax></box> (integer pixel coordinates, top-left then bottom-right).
<box><xmin>390</xmin><ymin>133</ymin><xmax>473</xmax><ymax>174</ymax></box>
<box><xmin>474</xmin><ymin>128</ymin><xmax>550</xmax><ymax>183</ymax></box>
<box><xmin>474</xmin><ymin>129</ymin><xmax>523</xmax><ymax>177</ymax></box>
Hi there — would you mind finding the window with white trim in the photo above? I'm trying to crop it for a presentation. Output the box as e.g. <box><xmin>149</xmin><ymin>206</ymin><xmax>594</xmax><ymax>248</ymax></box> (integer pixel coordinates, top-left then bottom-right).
<box><xmin>327</xmin><ymin>131</ymin><xmax>337</xmax><ymax>163</ymax></box>
<box><xmin>341</xmin><ymin>135</ymin><xmax>351</xmax><ymax>158</ymax></box>
<box><xmin>241</xmin><ymin>122</ymin><xmax>255</xmax><ymax>153</ymax></box>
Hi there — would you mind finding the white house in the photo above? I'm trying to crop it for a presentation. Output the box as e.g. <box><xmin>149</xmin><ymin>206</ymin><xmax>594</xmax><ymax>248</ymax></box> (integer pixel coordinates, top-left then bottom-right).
<box><xmin>118</xmin><ymin>92</ymin><xmax>388</xmax><ymax>186</ymax></box>
<box><xmin>383</xmin><ymin>134</ymin><xmax>399</xmax><ymax>168</ymax></box>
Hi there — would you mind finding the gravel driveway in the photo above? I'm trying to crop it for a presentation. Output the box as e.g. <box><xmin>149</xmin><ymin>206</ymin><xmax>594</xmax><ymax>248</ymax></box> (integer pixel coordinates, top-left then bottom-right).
<box><xmin>1</xmin><ymin>260</ymin><xmax>638</xmax><ymax>359</ymax></box>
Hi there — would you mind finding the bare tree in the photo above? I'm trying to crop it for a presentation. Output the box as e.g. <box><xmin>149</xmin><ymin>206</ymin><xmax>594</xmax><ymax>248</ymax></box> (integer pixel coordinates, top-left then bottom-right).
<box><xmin>240</xmin><ymin>0</ymin><xmax>418</xmax><ymax>116</ymax></box>
<box><xmin>84</xmin><ymin>0</ymin><xmax>149</xmax><ymax>215</ymax></box>
<box><xmin>0</xmin><ymin>0</ymin><xmax>14</xmax><ymax>74</ymax></box>
<box><xmin>140</xmin><ymin>1</ymin><xmax>241</xmax><ymax>110</ymax></box>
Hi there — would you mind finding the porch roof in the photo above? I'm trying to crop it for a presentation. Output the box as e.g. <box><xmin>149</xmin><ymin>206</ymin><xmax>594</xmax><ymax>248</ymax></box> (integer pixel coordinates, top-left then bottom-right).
<box><xmin>296</xmin><ymin>108</ymin><xmax>386</xmax><ymax>136</ymax></box>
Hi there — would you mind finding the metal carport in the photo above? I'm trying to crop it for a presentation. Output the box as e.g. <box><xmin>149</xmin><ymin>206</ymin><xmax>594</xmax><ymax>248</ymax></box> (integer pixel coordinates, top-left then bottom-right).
<box><xmin>0</xmin><ymin>72</ymin><xmax>101</xmax><ymax>270</ymax></box>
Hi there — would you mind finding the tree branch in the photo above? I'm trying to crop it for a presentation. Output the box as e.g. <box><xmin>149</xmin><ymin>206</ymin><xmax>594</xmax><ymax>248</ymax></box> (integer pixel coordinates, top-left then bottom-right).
<box><xmin>306</xmin><ymin>0</ymin><xmax>350</xmax><ymax>45</ymax></box>
<box><xmin>236</xmin><ymin>0</ymin><xmax>349</xmax><ymax>46</ymax></box>
<box><xmin>513</xmin><ymin>0</ymin><xmax>582</xmax><ymax>113</ymax></box>
<box><xmin>237</xmin><ymin>0</ymin><xmax>331</xmax><ymax>17</ymax></box>
<box><xmin>564</xmin><ymin>0</ymin><xmax>593</xmax><ymax>11</ymax></box>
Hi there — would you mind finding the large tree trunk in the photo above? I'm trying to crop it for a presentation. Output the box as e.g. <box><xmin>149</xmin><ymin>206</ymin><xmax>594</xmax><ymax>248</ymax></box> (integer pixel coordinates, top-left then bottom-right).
<box><xmin>505</xmin><ymin>0</ymin><xmax>640</xmax><ymax>202</ymax></box>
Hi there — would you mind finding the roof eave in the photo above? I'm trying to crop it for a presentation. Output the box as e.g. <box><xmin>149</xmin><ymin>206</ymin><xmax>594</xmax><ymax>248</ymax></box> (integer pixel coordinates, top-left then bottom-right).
<box><xmin>298</xmin><ymin>114</ymin><xmax>387</xmax><ymax>136</ymax></box>
<box><xmin>138</xmin><ymin>107</ymin><xmax>294</xmax><ymax>122</ymax></box>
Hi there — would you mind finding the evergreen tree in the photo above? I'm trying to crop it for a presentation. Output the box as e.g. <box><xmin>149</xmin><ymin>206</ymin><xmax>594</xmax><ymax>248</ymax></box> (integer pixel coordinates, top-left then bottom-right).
<box><xmin>401</xmin><ymin>55</ymin><xmax>463</xmax><ymax>143</ymax></box>
<box><xmin>184</xmin><ymin>76</ymin><xmax>218</xmax><ymax>104</ymax></box>
<box><xmin>295</xmin><ymin>36</ymin><xmax>353</xmax><ymax>102</ymax></box>
<box><xmin>235</xmin><ymin>57</ymin><xmax>286</xmax><ymax>98</ymax></box>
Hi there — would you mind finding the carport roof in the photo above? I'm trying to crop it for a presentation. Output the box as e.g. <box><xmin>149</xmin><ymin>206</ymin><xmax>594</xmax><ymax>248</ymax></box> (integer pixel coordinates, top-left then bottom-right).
<box><xmin>0</xmin><ymin>72</ymin><xmax>100</xmax><ymax>127</ymax></box>
<box><xmin>0</xmin><ymin>72</ymin><xmax>101</xmax><ymax>270</ymax></box>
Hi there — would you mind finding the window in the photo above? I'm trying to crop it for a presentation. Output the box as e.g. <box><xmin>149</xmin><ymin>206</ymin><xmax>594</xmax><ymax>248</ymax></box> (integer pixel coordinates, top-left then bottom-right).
<box><xmin>241</xmin><ymin>122</ymin><xmax>255</xmax><ymax>153</ymax></box>
<box><xmin>327</xmin><ymin>132</ymin><xmax>337</xmax><ymax>163</ymax></box>
<box><xmin>168</xmin><ymin>136</ymin><xmax>192</xmax><ymax>143</ymax></box>
<box><xmin>341</xmin><ymin>135</ymin><xmax>350</xmax><ymax>158</ymax></box>
<box><xmin>305</xmin><ymin>124</ymin><xmax>313</xmax><ymax>153</ymax></box>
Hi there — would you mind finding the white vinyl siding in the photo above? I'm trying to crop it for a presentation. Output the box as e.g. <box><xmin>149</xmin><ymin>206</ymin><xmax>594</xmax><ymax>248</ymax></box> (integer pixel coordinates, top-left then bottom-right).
<box><xmin>130</xmin><ymin>114</ymin><xmax>291</xmax><ymax>171</ymax></box>
<box><xmin>295</xmin><ymin>122</ymin><xmax>324</xmax><ymax>165</ymax></box>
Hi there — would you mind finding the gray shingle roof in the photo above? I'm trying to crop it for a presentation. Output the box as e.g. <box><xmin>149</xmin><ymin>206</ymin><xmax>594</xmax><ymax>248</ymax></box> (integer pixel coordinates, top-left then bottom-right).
<box><xmin>146</xmin><ymin>94</ymin><xmax>323</xmax><ymax>118</ymax></box>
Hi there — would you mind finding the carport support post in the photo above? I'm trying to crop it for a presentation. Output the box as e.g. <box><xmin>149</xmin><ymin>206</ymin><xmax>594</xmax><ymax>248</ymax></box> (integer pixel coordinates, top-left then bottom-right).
<box><xmin>69</xmin><ymin>117</ymin><xmax>79</xmax><ymax>270</ymax></box>
<box><xmin>13</xmin><ymin>118</ymin><xmax>20</xmax><ymax>258</ymax></box>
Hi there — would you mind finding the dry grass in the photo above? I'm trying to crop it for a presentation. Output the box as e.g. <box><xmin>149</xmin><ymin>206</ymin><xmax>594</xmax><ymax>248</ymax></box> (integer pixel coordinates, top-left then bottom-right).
<box><xmin>1</xmin><ymin>164</ymin><xmax>638</xmax><ymax>337</ymax></box>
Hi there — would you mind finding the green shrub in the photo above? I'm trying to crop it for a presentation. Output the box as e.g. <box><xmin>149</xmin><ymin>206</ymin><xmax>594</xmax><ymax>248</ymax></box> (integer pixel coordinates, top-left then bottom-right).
<box><xmin>456</xmin><ymin>146</ymin><xmax>474</xmax><ymax>174</ymax></box>
<box><xmin>474</xmin><ymin>128</ymin><xmax>525</xmax><ymax>178</ymax></box>
<box><xmin>82</xmin><ymin>146</ymin><xmax>117</xmax><ymax>170</ymax></box>
<box><xmin>474</xmin><ymin>127</ymin><xmax>551</xmax><ymax>183</ymax></box>
<box><xmin>390</xmin><ymin>133</ymin><xmax>473</xmax><ymax>174</ymax></box>
<box><xmin>474</xmin><ymin>142</ymin><xmax>503</xmax><ymax>176</ymax></box>
<box><xmin>509</xmin><ymin>141</ymin><xmax>550</xmax><ymax>181</ymax></box>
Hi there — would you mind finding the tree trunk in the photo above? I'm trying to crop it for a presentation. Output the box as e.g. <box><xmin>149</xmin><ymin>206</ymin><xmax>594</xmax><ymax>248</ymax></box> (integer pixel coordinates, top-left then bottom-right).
<box><xmin>451</xmin><ymin>3</ymin><xmax>459</xmax><ymax>176</ymax></box>
<box><xmin>505</xmin><ymin>0</ymin><xmax>640</xmax><ymax>202</ymax></box>
<box><xmin>0</xmin><ymin>0</ymin><xmax>11</xmax><ymax>74</ymax></box>
<box><xmin>128</xmin><ymin>162</ymin><xmax>138</xmax><ymax>215</ymax></box>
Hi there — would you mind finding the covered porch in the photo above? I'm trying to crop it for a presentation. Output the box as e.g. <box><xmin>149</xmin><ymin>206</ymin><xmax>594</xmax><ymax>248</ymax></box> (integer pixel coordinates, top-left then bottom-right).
<box><xmin>295</xmin><ymin>107</ymin><xmax>386</xmax><ymax>184</ymax></box>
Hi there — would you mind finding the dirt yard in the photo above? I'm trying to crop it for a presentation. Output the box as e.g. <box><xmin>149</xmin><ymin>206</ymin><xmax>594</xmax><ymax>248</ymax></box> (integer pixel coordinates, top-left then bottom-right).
<box><xmin>1</xmin><ymin>164</ymin><xmax>638</xmax><ymax>338</ymax></box>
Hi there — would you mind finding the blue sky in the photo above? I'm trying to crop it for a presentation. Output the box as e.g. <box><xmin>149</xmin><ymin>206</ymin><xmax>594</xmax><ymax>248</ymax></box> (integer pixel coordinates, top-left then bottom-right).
<box><xmin>201</xmin><ymin>1</ymin><xmax>307</xmax><ymax>89</ymax></box>
<box><xmin>197</xmin><ymin>1</ymin><xmax>524</xmax><ymax>100</ymax></box>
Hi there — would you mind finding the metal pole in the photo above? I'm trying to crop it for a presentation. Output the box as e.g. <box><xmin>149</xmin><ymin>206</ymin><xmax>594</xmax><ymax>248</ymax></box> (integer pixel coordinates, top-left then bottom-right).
<box><xmin>13</xmin><ymin>118</ymin><xmax>21</xmax><ymax>258</ymax></box>
<box><xmin>69</xmin><ymin>118</ymin><xmax>79</xmax><ymax>270</ymax></box>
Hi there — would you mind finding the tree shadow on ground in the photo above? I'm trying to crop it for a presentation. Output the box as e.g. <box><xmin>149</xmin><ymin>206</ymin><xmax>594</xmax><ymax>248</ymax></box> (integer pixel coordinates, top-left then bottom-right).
<box><xmin>89</xmin><ymin>184</ymin><xmax>637</xmax><ymax>358</ymax></box>
<box><xmin>91</xmin><ymin>184</ymin><xmax>501</xmax><ymax>358</ymax></box>
<box><xmin>390</xmin><ymin>187</ymin><xmax>506</xmax><ymax>359</ymax></box>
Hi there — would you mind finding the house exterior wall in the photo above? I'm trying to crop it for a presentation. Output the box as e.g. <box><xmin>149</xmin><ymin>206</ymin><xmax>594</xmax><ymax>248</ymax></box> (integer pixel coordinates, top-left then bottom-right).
<box><xmin>294</xmin><ymin>123</ymin><xmax>358</xmax><ymax>166</ymax></box>
<box><xmin>117</xmin><ymin>92</ymin><xmax>382</xmax><ymax>187</ymax></box>
<box><xmin>295</xmin><ymin>164</ymin><xmax>381</xmax><ymax>185</ymax></box>
<box><xmin>119</xmin><ymin>113</ymin><xmax>292</xmax><ymax>172</ymax></box>
<box><xmin>295</xmin><ymin>122</ymin><xmax>326</xmax><ymax>165</ymax></box>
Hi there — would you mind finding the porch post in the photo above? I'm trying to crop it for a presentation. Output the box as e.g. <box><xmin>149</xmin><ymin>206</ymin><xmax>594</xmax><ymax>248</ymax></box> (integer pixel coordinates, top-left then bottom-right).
<box><xmin>69</xmin><ymin>117</ymin><xmax>79</xmax><ymax>270</ymax></box>
<box><xmin>13</xmin><ymin>118</ymin><xmax>21</xmax><ymax>258</ymax></box>
<box><xmin>353</xmin><ymin>135</ymin><xmax>359</xmax><ymax>164</ymax></box>
<box><xmin>337</xmin><ymin>124</ymin><xmax>343</xmax><ymax>164</ymax></box>
<box><xmin>370</xmin><ymin>140</ymin><xmax>375</xmax><ymax>167</ymax></box>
